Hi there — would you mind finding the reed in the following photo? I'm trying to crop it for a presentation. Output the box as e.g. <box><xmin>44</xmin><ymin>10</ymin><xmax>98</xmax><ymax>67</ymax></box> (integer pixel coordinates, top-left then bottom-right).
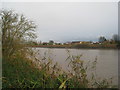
<box><xmin>2</xmin><ymin>49</ymin><xmax>117</xmax><ymax>88</ymax></box>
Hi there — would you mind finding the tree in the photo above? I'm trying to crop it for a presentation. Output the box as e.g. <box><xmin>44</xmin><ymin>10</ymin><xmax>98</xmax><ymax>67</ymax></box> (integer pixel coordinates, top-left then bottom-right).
<box><xmin>98</xmin><ymin>36</ymin><xmax>106</xmax><ymax>43</ymax></box>
<box><xmin>112</xmin><ymin>34</ymin><xmax>120</xmax><ymax>42</ymax></box>
<box><xmin>0</xmin><ymin>10</ymin><xmax>37</xmax><ymax>60</ymax></box>
<box><xmin>49</xmin><ymin>40</ymin><xmax>54</xmax><ymax>45</ymax></box>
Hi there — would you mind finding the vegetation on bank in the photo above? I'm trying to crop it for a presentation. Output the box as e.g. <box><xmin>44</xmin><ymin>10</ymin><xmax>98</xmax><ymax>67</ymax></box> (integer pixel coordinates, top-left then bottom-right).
<box><xmin>27</xmin><ymin>34</ymin><xmax>120</xmax><ymax>49</ymax></box>
<box><xmin>30</xmin><ymin>43</ymin><xmax>119</xmax><ymax>49</ymax></box>
<box><xmin>1</xmin><ymin>10</ymin><xmax>118</xmax><ymax>88</ymax></box>
<box><xmin>28</xmin><ymin>37</ymin><xmax>120</xmax><ymax>49</ymax></box>
<box><xmin>2</xmin><ymin>49</ymin><xmax>117</xmax><ymax>88</ymax></box>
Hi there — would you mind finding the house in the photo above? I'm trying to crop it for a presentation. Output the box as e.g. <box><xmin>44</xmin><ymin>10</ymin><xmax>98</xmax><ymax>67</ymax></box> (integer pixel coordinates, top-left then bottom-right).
<box><xmin>64</xmin><ymin>42</ymin><xmax>71</xmax><ymax>45</ymax></box>
<box><xmin>71</xmin><ymin>41</ymin><xmax>92</xmax><ymax>44</ymax></box>
<box><xmin>71</xmin><ymin>41</ymin><xmax>81</xmax><ymax>44</ymax></box>
<box><xmin>92</xmin><ymin>42</ymin><xmax>99</xmax><ymax>44</ymax></box>
<box><xmin>80</xmin><ymin>41</ymin><xmax>92</xmax><ymax>44</ymax></box>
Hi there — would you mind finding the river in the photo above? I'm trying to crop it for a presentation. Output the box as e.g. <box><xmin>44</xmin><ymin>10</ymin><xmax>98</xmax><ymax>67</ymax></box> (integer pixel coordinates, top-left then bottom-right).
<box><xmin>34</xmin><ymin>48</ymin><xmax>118</xmax><ymax>85</ymax></box>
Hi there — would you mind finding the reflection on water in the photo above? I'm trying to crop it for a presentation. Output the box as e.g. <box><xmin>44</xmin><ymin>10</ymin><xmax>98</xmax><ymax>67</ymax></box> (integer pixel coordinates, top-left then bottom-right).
<box><xmin>34</xmin><ymin>48</ymin><xmax>118</xmax><ymax>85</ymax></box>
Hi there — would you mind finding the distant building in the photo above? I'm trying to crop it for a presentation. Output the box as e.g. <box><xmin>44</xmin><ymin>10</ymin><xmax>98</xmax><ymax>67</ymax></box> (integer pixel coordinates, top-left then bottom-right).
<box><xmin>71</xmin><ymin>41</ymin><xmax>92</xmax><ymax>44</ymax></box>
<box><xmin>92</xmin><ymin>42</ymin><xmax>99</xmax><ymax>44</ymax></box>
<box><xmin>55</xmin><ymin>43</ymin><xmax>62</xmax><ymax>45</ymax></box>
<box><xmin>64</xmin><ymin>42</ymin><xmax>71</xmax><ymax>45</ymax></box>
<box><xmin>80</xmin><ymin>41</ymin><xmax>92</xmax><ymax>44</ymax></box>
<box><xmin>71</xmin><ymin>41</ymin><xmax>81</xmax><ymax>44</ymax></box>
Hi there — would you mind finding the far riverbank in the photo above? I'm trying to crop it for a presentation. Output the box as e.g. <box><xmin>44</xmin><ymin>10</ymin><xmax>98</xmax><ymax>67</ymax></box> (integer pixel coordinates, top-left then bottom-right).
<box><xmin>30</xmin><ymin>44</ymin><xmax>119</xmax><ymax>49</ymax></box>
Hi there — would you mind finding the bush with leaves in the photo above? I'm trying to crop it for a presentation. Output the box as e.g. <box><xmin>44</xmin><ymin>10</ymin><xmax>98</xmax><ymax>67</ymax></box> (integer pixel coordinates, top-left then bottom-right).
<box><xmin>0</xmin><ymin>10</ymin><xmax>37</xmax><ymax>60</ymax></box>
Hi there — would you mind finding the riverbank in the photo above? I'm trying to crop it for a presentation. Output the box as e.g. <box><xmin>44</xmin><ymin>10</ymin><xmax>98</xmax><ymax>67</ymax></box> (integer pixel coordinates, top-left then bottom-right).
<box><xmin>30</xmin><ymin>44</ymin><xmax>119</xmax><ymax>49</ymax></box>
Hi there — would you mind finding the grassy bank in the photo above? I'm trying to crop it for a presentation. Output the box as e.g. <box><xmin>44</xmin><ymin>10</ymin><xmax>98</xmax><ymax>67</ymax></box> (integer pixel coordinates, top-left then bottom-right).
<box><xmin>30</xmin><ymin>43</ymin><xmax>118</xmax><ymax>49</ymax></box>
<box><xmin>2</xmin><ymin>55</ymin><xmax>61</xmax><ymax>88</ymax></box>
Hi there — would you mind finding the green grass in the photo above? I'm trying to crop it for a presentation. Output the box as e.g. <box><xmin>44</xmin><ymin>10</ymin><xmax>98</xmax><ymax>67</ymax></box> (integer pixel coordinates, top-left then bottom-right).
<box><xmin>2</xmin><ymin>54</ymin><xmax>65</xmax><ymax>88</ymax></box>
<box><xmin>3</xmin><ymin>58</ymin><xmax>42</xmax><ymax>88</ymax></box>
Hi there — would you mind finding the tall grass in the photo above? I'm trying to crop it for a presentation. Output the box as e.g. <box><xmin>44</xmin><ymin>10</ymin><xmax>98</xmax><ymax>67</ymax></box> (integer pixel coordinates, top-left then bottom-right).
<box><xmin>2</xmin><ymin>48</ymin><xmax>117</xmax><ymax>88</ymax></box>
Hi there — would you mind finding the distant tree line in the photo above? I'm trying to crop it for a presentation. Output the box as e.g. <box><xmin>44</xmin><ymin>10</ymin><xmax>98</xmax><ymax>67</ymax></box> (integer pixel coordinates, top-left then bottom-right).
<box><xmin>98</xmin><ymin>34</ymin><xmax>120</xmax><ymax>44</ymax></box>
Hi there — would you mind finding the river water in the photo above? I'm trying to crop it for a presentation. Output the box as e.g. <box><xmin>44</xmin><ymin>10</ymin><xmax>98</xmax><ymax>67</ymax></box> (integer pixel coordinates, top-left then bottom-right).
<box><xmin>34</xmin><ymin>48</ymin><xmax>118</xmax><ymax>85</ymax></box>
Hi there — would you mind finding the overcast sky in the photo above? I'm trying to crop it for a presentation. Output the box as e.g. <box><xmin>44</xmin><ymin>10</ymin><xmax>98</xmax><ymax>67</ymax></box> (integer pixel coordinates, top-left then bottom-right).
<box><xmin>2</xmin><ymin>2</ymin><xmax>118</xmax><ymax>42</ymax></box>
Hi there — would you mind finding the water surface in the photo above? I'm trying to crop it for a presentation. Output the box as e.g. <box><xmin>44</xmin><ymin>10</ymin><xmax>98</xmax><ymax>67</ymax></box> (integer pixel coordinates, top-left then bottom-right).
<box><xmin>35</xmin><ymin>48</ymin><xmax>118</xmax><ymax>85</ymax></box>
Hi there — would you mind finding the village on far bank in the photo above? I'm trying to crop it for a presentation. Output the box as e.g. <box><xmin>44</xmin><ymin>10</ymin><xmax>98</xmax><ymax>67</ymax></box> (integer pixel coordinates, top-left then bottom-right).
<box><xmin>27</xmin><ymin>34</ymin><xmax>120</xmax><ymax>48</ymax></box>
<box><xmin>34</xmin><ymin>40</ymin><xmax>115</xmax><ymax>46</ymax></box>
